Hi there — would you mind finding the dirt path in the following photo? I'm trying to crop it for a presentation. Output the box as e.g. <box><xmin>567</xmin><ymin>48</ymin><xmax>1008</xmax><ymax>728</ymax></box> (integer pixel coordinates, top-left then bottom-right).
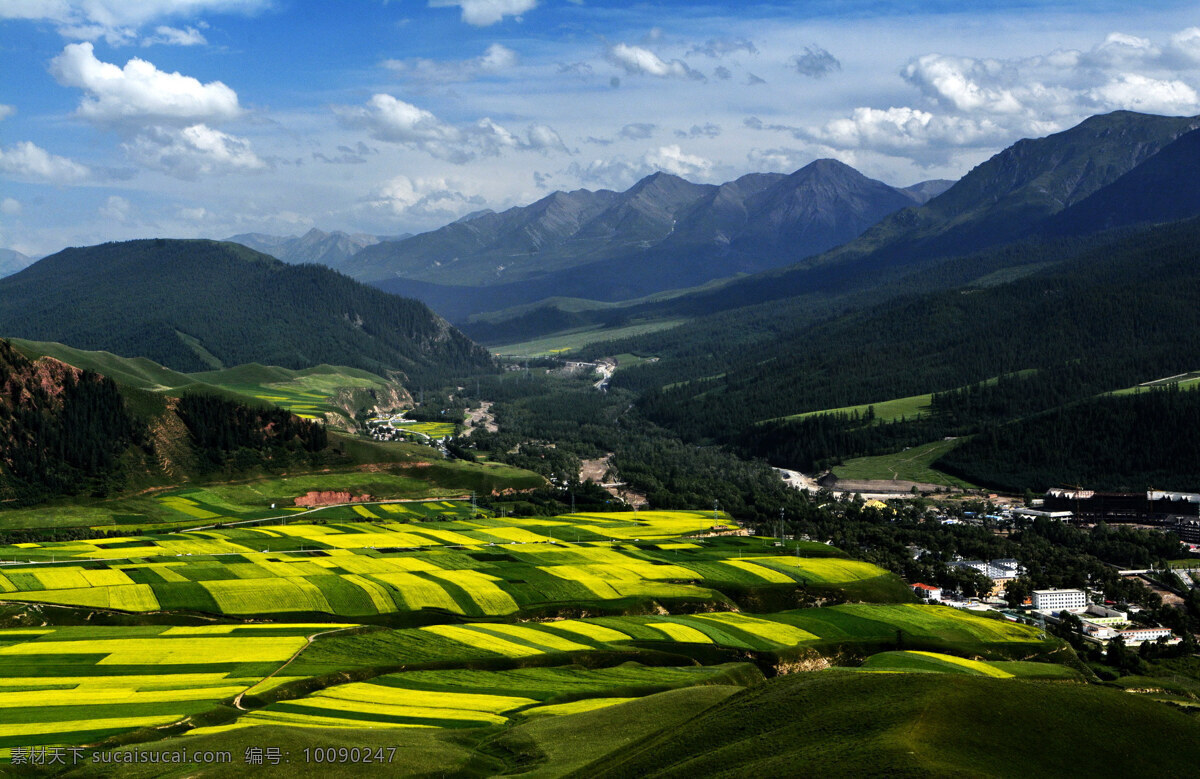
<box><xmin>233</xmin><ymin>625</ymin><xmax>359</xmax><ymax>711</ymax></box>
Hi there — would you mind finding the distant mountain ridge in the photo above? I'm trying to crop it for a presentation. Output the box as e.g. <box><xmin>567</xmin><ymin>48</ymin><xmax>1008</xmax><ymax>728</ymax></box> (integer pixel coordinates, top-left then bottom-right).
<box><xmin>226</xmin><ymin>228</ymin><xmax>405</xmax><ymax>269</ymax></box>
<box><xmin>0</xmin><ymin>248</ymin><xmax>32</xmax><ymax>279</ymax></box>
<box><xmin>0</xmin><ymin>239</ymin><xmax>491</xmax><ymax>381</ymax></box>
<box><xmin>348</xmin><ymin>161</ymin><xmax>949</xmax><ymax>321</ymax></box>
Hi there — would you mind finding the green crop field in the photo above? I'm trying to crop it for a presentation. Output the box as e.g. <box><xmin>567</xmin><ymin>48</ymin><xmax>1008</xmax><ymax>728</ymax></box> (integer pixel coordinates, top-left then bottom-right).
<box><xmin>0</xmin><ymin>624</ymin><xmax>348</xmax><ymax>750</ymax></box>
<box><xmin>832</xmin><ymin>439</ymin><xmax>978</xmax><ymax>488</ymax></box>
<box><xmin>0</xmin><ymin>513</ymin><xmax>902</xmax><ymax>619</ymax></box>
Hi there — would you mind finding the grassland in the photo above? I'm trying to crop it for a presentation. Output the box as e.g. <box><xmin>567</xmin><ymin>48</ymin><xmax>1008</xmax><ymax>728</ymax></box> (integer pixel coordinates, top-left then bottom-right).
<box><xmin>579</xmin><ymin>671</ymin><xmax>1200</xmax><ymax>778</ymax></box>
<box><xmin>832</xmin><ymin>439</ymin><xmax>978</xmax><ymax>488</ymax></box>
<box><xmin>771</xmin><ymin>369</ymin><xmax>1039</xmax><ymax>424</ymax></box>
<box><xmin>492</xmin><ymin>320</ymin><xmax>686</xmax><ymax>358</ymax></box>
<box><xmin>11</xmin><ymin>339</ymin><xmax>402</xmax><ymax>425</ymax></box>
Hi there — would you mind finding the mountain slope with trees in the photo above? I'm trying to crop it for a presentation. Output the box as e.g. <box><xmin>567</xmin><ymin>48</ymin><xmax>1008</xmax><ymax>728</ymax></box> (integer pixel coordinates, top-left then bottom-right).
<box><xmin>0</xmin><ymin>239</ymin><xmax>492</xmax><ymax>382</ymax></box>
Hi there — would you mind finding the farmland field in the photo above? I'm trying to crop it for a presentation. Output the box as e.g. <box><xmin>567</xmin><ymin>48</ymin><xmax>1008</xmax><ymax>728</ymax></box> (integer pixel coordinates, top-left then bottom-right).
<box><xmin>0</xmin><ymin>513</ymin><xmax>902</xmax><ymax>619</ymax></box>
<box><xmin>0</xmin><ymin>508</ymin><xmax>1078</xmax><ymax>768</ymax></box>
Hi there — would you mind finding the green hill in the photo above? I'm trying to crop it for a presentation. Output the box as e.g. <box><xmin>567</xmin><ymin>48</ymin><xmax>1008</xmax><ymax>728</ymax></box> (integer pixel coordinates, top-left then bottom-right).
<box><xmin>0</xmin><ymin>239</ymin><xmax>492</xmax><ymax>382</ymax></box>
<box><xmin>580</xmin><ymin>671</ymin><xmax>1200</xmax><ymax>778</ymax></box>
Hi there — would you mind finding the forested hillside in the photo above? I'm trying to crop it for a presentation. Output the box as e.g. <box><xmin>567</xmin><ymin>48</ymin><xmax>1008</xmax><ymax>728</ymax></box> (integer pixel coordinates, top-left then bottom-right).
<box><xmin>935</xmin><ymin>387</ymin><xmax>1200</xmax><ymax>492</ymax></box>
<box><xmin>0</xmin><ymin>240</ymin><xmax>492</xmax><ymax>383</ymax></box>
<box><xmin>610</xmin><ymin>217</ymin><xmax>1200</xmax><ymax>485</ymax></box>
<box><xmin>0</xmin><ymin>339</ymin><xmax>341</xmax><ymax>506</ymax></box>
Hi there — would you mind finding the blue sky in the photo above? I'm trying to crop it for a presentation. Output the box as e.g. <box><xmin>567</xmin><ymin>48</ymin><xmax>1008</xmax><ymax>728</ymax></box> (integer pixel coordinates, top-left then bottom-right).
<box><xmin>2</xmin><ymin>0</ymin><xmax>1199</xmax><ymax>256</ymax></box>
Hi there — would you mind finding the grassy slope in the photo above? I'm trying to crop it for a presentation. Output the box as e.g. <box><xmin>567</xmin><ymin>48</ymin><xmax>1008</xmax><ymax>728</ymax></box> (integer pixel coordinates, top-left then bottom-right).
<box><xmin>70</xmin><ymin>685</ymin><xmax>743</xmax><ymax>779</ymax></box>
<box><xmin>493</xmin><ymin>320</ymin><xmax>687</xmax><ymax>358</ymax></box>
<box><xmin>579</xmin><ymin>672</ymin><xmax>1200</xmax><ymax>778</ymax></box>
<box><xmin>11</xmin><ymin>338</ymin><xmax>400</xmax><ymax>423</ymax></box>
<box><xmin>832</xmin><ymin>439</ymin><xmax>977</xmax><ymax>489</ymax></box>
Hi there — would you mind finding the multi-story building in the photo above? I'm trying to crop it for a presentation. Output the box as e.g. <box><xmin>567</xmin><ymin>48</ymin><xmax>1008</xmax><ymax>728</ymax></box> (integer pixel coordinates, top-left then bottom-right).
<box><xmin>1032</xmin><ymin>589</ymin><xmax>1088</xmax><ymax>612</ymax></box>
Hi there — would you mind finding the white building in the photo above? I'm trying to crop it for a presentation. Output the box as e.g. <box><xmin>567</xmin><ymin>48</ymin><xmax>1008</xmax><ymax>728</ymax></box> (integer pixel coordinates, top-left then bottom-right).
<box><xmin>1032</xmin><ymin>589</ymin><xmax>1088</xmax><ymax>612</ymax></box>
<box><xmin>912</xmin><ymin>583</ymin><xmax>942</xmax><ymax>601</ymax></box>
<box><xmin>1118</xmin><ymin>626</ymin><xmax>1176</xmax><ymax>645</ymax></box>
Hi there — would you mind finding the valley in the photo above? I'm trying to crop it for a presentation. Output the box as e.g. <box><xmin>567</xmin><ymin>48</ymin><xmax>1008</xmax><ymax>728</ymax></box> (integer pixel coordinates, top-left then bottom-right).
<box><xmin>3</xmin><ymin>107</ymin><xmax>1200</xmax><ymax>775</ymax></box>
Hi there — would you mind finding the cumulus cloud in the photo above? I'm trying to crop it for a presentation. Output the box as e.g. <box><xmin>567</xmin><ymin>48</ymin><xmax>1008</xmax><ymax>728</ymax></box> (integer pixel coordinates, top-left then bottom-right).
<box><xmin>50</xmin><ymin>42</ymin><xmax>241</xmax><ymax>125</ymax></box>
<box><xmin>428</xmin><ymin>0</ymin><xmax>536</xmax><ymax>26</ymax></box>
<box><xmin>368</xmin><ymin>174</ymin><xmax>486</xmax><ymax>221</ymax></box>
<box><xmin>1087</xmin><ymin>73</ymin><xmax>1200</xmax><ymax>114</ymax></box>
<box><xmin>569</xmin><ymin>145</ymin><xmax>713</xmax><ymax>188</ymax></box>
<box><xmin>0</xmin><ymin>141</ymin><xmax>92</xmax><ymax>183</ymax></box>
<box><xmin>339</xmin><ymin>94</ymin><xmax>566</xmax><ymax>163</ymax></box>
<box><xmin>790</xmin><ymin>28</ymin><xmax>1200</xmax><ymax>167</ymax></box>
<box><xmin>1</xmin><ymin>0</ymin><xmax>267</xmax><ymax>44</ymax></box>
<box><xmin>0</xmin><ymin>104</ymin><xmax>14</xmax><ymax>121</ymax></box>
<box><xmin>123</xmin><ymin>124</ymin><xmax>266</xmax><ymax>179</ymax></box>
<box><xmin>688</xmin><ymin>38</ymin><xmax>757</xmax><ymax>58</ymax></box>
<box><xmin>791</xmin><ymin>45</ymin><xmax>841</xmax><ymax>78</ymax></box>
<box><xmin>901</xmin><ymin>31</ymin><xmax>1200</xmax><ymax>122</ymax></box>
<box><xmin>802</xmin><ymin>107</ymin><xmax>1009</xmax><ymax>158</ymax></box>
<box><xmin>646</xmin><ymin>145</ymin><xmax>712</xmax><ymax>177</ymax></box>
<box><xmin>383</xmin><ymin>43</ymin><xmax>519</xmax><ymax>83</ymax></box>
<box><xmin>606</xmin><ymin>43</ymin><xmax>705</xmax><ymax>81</ymax></box>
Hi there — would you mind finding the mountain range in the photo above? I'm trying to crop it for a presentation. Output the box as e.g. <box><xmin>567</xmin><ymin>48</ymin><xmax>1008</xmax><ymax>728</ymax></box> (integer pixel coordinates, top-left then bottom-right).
<box><xmin>460</xmin><ymin>110</ymin><xmax>1200</xmax><ymax>347</ymax></box>
<box><xmin>343</xmin><ymin>162</ymin><xmax>952</xmax><ymax>321</ymax></box>
<box><xmin>226</xmin><ymin>228</ymin><xmax>409</xmax><ymax>269</ymax></box>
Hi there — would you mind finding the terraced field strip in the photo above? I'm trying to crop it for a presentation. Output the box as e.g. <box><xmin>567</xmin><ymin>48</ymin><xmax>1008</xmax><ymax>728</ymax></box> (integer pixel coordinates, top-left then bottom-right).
<box><xmin>193</xmin><ymin>662</ymin><xmax>758</xmax><ymax>736</ymax></box>
<box><xmin>0</xmin><ymin>625</ymin><xmax>337</xmax><ymax>749</ymax></box>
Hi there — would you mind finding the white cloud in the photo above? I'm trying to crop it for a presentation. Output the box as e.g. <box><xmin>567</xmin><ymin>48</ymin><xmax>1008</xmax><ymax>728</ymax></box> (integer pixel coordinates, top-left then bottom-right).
<box><xmin>0</xmin><ymin>104</ymin><xmax>14</xmax><ymax>121</ymax></box>
<box><xmin>142</xmin><ymin>25</ymin><xmax>207</xmax><ymax>46</ymax></box>
<box><xmin>607</xmin><ymin>43</ymin><xmax>704</xmax><ymax>81</ymax></box>
<box><xmin>338</xmin><ymin>94</ymin><xmax>469</xmax><ymax>162</ymax></box>
<box><xmin>123</xmin><ymin>124</ymin><xmax>266</xmax><ymax>179</ymax></box>
<box><xmin>1</xmin><ymin>197</ymin><xmax>22</xmax><ymax>215</ymax></box>
<box><xmin>339</xmin><ymin>94</ymin><xmax>566</xmax><ymax>163</ymax></box>
<box><xmin>50</xmin><ymin>42</ymin><xmax>241</xmax><ymax>125</ymax></box>
<box><xmin>0</xmin><ymin>0</ymin><xmax>267</xmax><ymax>43</ymax></box>
<box><xmin>805</xmin><ymin>107</ymin><xmax>1009</xmax><ymax>159</ymax></box>
<box><xmin>1087</xmin><ymin>73</ymin><xmax>1200</xmax><ymax>114</ymax></box>
<box><xmin>368</xmin><ymin>174</ymin><xmax>486</xmax><ymax>221</ymax></box>
<box><xmin>98</xmin><ymin>194</ymin><xmax>132</xmax><ymax>221</ymax></box>
<box><xmin>383</xmin><ymin>43</ymin><xmax>519</xmax><ymax>83</ymax></box>
<box><xmin>428</xmin><ymin>0</ymin><xmax>536</xmax><ymax>27</ymax></box>
<box><xmin>902</xmin><ymin>54</ymin><xmax>1024</xmax><ymax>114</ymax></box>
<box><xmin>177</xmin><ymin>206</ymin><xmax>209</xmax><ymax>221</ymax></box>
<box><xmin>0</xmin><ymin>141</ymin><xmax>91</xmax><ymax>183</ymax></box>
<box><xmin>569</xmin><ymin>145</ymin><xmax>714</xmax><ymax>188</ymax></box>
<box><xmin>644</xmin><ymin>145</ymin><xmax>712</xmax><ymax>177</ymax></box>
<box><xmin>804</xmin><ymin>28</ymin><xmax>1200</xmax><ymax>165</ymax></box>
